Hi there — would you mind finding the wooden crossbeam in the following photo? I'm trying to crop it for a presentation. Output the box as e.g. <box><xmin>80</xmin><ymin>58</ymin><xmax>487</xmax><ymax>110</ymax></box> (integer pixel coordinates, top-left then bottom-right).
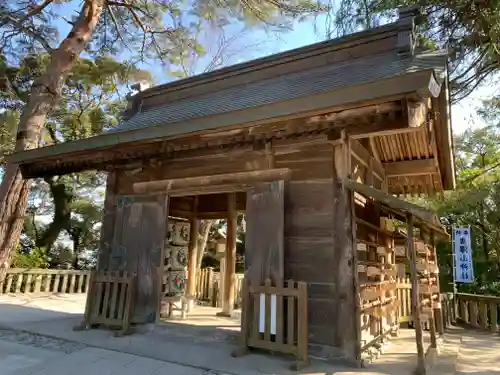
<box><xmin>133</xmin><ymin>168</ymin><xmax>292</xmax><ymax>194</ymax></box>
<box><xmin>383</xmin><ymin>159</ymin><xmax>438</xmax><ymax>177</ymax></box>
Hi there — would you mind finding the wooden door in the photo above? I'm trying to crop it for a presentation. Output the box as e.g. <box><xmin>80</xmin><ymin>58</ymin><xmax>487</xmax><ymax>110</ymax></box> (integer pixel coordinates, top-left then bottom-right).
<box><xmin>109</xmin><ymin>194</ymin><xmax>169</xmax><ymax>324</ymax></box>
<box><xmin>245</xmin><ymin>180</ymin><xmax>285</xmax><ymax>285</ymax></box>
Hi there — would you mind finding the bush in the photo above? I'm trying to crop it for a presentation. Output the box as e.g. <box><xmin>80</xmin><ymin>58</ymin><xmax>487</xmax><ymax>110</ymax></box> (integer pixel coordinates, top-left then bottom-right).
<box><xmin>11</xmin><ymin>246</ymin><xmax>49</xmax><ymax>269</ymax></box>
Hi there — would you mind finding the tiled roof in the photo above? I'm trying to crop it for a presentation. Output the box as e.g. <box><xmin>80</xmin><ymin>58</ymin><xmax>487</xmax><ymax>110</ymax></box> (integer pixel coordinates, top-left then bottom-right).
<box><xmin>110</xmin><ymin>49</ymin><xmax>448</xmax><ymax>133</ymax></box>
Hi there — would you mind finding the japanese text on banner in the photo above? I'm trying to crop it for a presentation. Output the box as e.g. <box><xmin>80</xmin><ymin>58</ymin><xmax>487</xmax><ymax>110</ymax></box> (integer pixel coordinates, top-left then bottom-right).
<box><xmin>453</xmin><ymin>227</ymin><xmax>474</xmax><ymax>283</ymax></box>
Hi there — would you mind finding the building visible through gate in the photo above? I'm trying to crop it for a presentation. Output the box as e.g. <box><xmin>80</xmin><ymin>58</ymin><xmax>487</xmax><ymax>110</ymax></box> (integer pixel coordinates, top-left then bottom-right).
<box><xmin>8</xmin><ymin>6</ymin><xmax>455</xmax><ymax>369</ymax></box>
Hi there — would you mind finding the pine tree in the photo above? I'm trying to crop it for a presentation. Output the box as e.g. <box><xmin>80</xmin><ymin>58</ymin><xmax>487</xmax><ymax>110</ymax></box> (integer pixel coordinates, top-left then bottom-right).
<box><xmin>0</xmin><ymin>0</ymin><xmax>321</xmax><ymax>278</ymax></box>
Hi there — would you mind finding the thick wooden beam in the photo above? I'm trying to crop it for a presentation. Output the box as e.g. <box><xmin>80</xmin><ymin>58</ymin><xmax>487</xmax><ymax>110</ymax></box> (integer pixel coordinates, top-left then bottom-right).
<box><xmin>133</xmin><ymin>168</ymin><xmax>292</xmax><ymax>194</ymax></box>
<box><xmin>308</xmin><ymin>102</ymin><xmax>400</xmax><ymax>124</ymax></box>
<box><xmin>219</xmin><ymin>193</ymin><xmax>237</xmax><ymax>317</ymax></box>
<box><xmin>408</xmin><ymin>215</ymin><xmax>426</xmax><ymax>375</ymax></box>
<box><xmin>383</xmin><ymin>159</ymin><xmax>438</xmax><ymax>177</ymax></box>
<box><xmin>406</xmin><ymin>98</ymin><xmax>430</xmax><ymax>128</ymax></box>
<box><xmin>349</xmin><ymin>138</ymin><xmax>385</xmax><ymax>183</ymax></box>
<box><xmin>327</xmin><ymin>115</ymin><xmax>422</xmax><ymax>143</ymax></box>
<box><xmin>186</xmin><ymin>198</ymin><xmax>199</xmax><ymax>312</ymax></box>
<box><xmin>369</xmin><ymin>136</ymin><xmax>381</xmax><ymax>163</ymax></box>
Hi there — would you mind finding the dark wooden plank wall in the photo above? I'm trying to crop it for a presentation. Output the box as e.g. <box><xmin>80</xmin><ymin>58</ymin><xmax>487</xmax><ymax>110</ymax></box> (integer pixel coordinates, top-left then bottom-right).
<box><xmin>98</xmin><ymin>172</ymin><xmax>117</xmax><ymax>270</ymax></box>
<box><xmin>98</xmin><ymin>169</ymin><xmax>169</xmax><ymax>324</ymax></box>
<box><xmin>284</xmin><ymin>178</ymin><xmax>337</xmax><ymax>347</ymax></box>
<box><xmin>110</xmin><ymin>194</ymin><xmax>168</xmax><ymax>323</ymax></box>
<box><xmin>245</xmin><ymin>181</ymin><xmax>285</xmax><ymax>285</ymax></box>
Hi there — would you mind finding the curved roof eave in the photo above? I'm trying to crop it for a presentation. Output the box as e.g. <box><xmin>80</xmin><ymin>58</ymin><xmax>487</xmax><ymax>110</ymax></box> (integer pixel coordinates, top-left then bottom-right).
<box><xmin>9</xmin><ymin>69</ymin><xmax>438</xmax><ymax>177</ymax></box>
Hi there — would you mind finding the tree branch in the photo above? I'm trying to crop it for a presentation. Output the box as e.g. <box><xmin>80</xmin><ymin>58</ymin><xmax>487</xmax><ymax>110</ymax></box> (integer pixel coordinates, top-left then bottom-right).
<box><xmin>463</xmin><ymin>160</ymin><xmax>500</xmax><ymax>183</ymax></box>
<box><xmin>105</xmin><ymin>4</ymin><xmax>127</xmax><ymax>46</ymax></box>
<box><xmin>2</xmin><ymin>15</ymin><xmax>54</xmax><ymax>52</ymax></box>
<box><xmin>22</xmin><ymin>0</ymin><xmax>55</xmax><ymax>21</ymax></box>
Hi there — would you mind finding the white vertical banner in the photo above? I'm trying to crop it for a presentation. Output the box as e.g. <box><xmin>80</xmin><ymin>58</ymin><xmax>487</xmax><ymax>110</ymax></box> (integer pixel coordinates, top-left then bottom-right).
<box><xmin>453</xmin><ymin>226</ymin><xmax>474</xmax><ymax>283</ymax></box>
<box><xmin>259</xmin><ymin>293</ymin><xmax>277</xmax><ymax>334</ymax></box>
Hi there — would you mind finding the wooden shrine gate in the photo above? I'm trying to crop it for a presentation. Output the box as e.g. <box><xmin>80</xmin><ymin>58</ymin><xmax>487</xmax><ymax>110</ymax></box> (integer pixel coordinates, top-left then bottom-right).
<box><xmin>125</xmin><ymin>169</ymin><xmax>291</xmax><ymax>323</ymax></box>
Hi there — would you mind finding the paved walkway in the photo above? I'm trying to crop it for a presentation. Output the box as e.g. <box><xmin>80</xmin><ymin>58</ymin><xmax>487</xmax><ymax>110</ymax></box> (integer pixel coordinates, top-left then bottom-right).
<box><xmin>455</xmin><ymin>331</ymin><xmax>500</xmax><ymax>375</ymax></box>
<box><xmin>1</xmin><ymin>293</ymin><xmax>498</xmax><ymax>375</ymax></box>
<box><xmin>0</xmin><ymin>336</ymin><xmax>210</xmax><ymax>375</ymax></box>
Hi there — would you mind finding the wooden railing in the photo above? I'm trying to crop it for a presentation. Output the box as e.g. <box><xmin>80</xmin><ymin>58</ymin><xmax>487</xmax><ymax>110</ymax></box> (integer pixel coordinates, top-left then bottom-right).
<box><xmin>0</xmin><ymin>267</ymin><xmax>243</xmax><ymax>307</ymax></box>
<box><xmin>399</xmin><ymin>285</ymin><xmax>500</xmax><ymax>334</ymax></box>
<box><xmin>0</xmin><ymin>268</ymin><xmax>91</xmax><ymax>294</ymax></box>
<box><xmin>196</xmin><ymin>268</ymin><xmax>244</xmax><ymax>308</ymax></box>
<box><xmin>238</xmin><ymin>278</ymin><xmax>309</xmax><ymax>370</ymax></box>
<box><xmin>442</xmin><ymin>293</ymin><xmax>500</xmax><ymax>333</ymax></box>
<box><xmin>440</xmin><ymin>292</ymin><xmax>457</xmax><ymax>329</ymax></box>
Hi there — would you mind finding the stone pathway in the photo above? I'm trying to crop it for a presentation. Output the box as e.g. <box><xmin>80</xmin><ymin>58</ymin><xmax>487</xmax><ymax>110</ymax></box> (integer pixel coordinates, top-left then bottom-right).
<box><xmin>0</xmin><ymin>338</ymin><xmax>59</xmax><ymax>375</ymax></box>
<box><xmin>0</xmin><ymin>331</ymin><xmax>219</xmax><ymax>375</ymax></box>
<box><xmin>0</xmin><ymin>328</ymin><xmax>86</xmax><ymax>354</ymax></box>
<box><xmin>454</xmin><ymin>331</ymin><xmax>500</xmax><ymax>375</ymax></box>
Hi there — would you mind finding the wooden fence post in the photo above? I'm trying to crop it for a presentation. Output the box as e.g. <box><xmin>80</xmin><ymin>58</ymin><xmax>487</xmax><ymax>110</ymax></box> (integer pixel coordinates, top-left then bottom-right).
<box><xmin>490</xmin><ymin>302</ymin><xmax>498</xmax><ymax>333</ymax></box>
<box><xmin>294</xmin><ymin>281</ymin><xmax>309</xmax><ymax>370</ymax></box>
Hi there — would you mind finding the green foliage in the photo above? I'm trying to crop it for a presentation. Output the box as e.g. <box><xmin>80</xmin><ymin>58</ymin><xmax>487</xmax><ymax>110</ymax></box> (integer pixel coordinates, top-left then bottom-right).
<box><xmin>11</xmin><ymin>247</ymin><xmax>49</xmax><ymax>269</ymax></box>
<box><xmin>0</xmin><ymin>0</ymin><xmax>322</xmax><ymax>70</ymax></box>
<box><xmin>411</xmin><ymin>125</ymin><xmax>500</xmax><ymax>295</ymax></box>
<box><xmin>328</xmin><ymin>0</ymin><xmax>500</xmax><ymax>102</ymax></box>
<box><xmin>0</xmin><ymin>54</ymin><xmax>148</xmax><ymax>268</ymax></box>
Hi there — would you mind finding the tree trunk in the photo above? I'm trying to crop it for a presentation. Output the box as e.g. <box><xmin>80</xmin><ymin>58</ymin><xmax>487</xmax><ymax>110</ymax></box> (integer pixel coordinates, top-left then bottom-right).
<box><xmin>0</xmin><ymin>0</ymin><xmax>104</xmax><ymax>281</ymax></box>
<box><xmin>196</xmin><ymin>220</ymin><xmax>215</xmax><ymax>271</ymax></box>
<box><xmin>36</xmin><ymin>178</ymin><xmax>73</xmax><ymax>250</ymax></box>
<box><xmin>479</xmin><ymin>153</ymin><xmax>488</xmax><ymax>261</ymax></box>
<box><xmin>72</xmin><ymin>234</ymin><xmax>81</xmax><ymax>270</ymax></box>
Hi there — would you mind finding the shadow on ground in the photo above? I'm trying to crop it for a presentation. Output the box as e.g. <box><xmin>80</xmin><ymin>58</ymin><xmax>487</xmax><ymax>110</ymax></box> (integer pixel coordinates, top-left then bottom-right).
<box><xmin>0</xmin><ymin>297</ymin><xmax>435</xmax><ymax>375</ymax></box>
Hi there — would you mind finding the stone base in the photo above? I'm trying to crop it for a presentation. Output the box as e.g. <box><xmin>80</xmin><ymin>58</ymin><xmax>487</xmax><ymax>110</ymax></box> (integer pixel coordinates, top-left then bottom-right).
<box><xmin>424</xmin><ymin>345</ymin><xmax>440</xmax><ymax>372</ymax></box>
<box><xmin>308</xmin><ymin>343</ymin><xmax>361</xmax><ymax>367</ymax></box>
<box><xmin>216</xmin><ymin>311</ymin><xmax>232</xmax><ymax>318</ymax></box>
<box><xmin>186</xmin><ymin>297</ymin><xmax>195</xmax><ymax>313</ymax></box>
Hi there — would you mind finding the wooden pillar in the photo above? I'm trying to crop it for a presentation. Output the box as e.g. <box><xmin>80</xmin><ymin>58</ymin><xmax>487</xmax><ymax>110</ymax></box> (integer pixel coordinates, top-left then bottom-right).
<box><xmin>97</xmin><ymin>171</ymin><xmax>117</xmax><ymax>270</ymax></box>
<box><xmin>219</xmin><ymin>192</ymin><xmax>237</xmax><ymax>317</ymax></box>
<box><xmin>431</xmin><ymin>233</ymin><xmax>444</xmax><ymax>335</ymax></box>
<box><xmin>425</xmin><ymin>232</ymin><xmax>437</xmax><ymax>349</ymax></box>
<box><xmin>408</xmin><ymin>215</ymin><xmax>426</xmax><ymax>375</ymax></box>
<box><xmin>332</xmin><ymin>130</ymin><xmax>360</xmax><ymax>363</ymax></box>
<box><xmin>219</xmin><ymin>257</ymin><xmax>226</xmax><ymax>307</ymax></box>
<box><xmin>186</xmin><ymin>197</ymin><xmax>199</xmax><ymax>313</ymax></box>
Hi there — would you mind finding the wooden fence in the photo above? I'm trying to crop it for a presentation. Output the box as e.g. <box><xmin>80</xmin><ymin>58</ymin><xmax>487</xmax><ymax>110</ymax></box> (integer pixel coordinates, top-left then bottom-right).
<box><xmin>395</xmin><ymin>277</ymin><xmax>441</xmax><ymax>331</ymax></box>
<box><xmin>77</xmin><ymin>270</ymin><xmax>136</xmax><ymax>336</ymax></box>
<box><xmin>238</xmin><ymin>278</ymin><xmax>309</xmax><ymax>370</ymax></box>
<box><xmin>0</xmin><ymin>268</ymin><xmax>90</xmax><ymax>294</ymax></box>
<box><xmin>396</xmin><ymin>277</ymin><xmax>412</xmax><ymax>324</ymax></box>
<box><xmin>441</xmin><ymin>292</ymin><xmax>500</xmax><ymax>333</ymax></box>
